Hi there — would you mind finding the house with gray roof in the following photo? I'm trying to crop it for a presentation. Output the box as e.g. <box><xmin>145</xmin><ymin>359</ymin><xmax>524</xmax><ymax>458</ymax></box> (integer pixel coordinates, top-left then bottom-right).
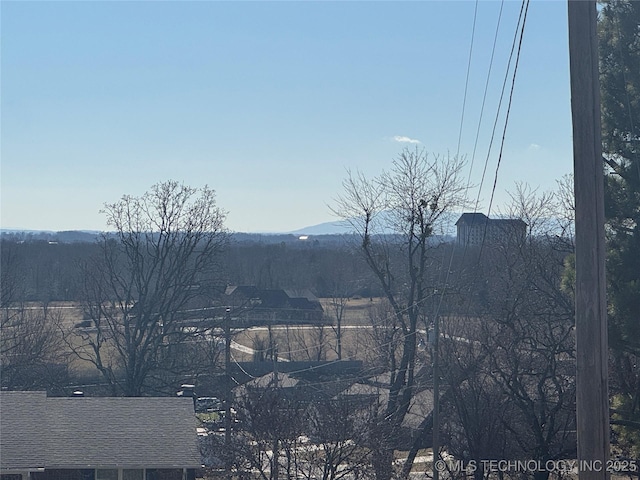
<box><xmin>0</xmin><ymin>391</ymin><xmax>201</xmax><ymax>480</ymax></box>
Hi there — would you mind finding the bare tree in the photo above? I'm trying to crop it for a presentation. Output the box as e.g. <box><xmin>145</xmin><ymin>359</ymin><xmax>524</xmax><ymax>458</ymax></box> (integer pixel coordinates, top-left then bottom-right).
<box><xmin>1</xmin><ymin>242</ymin><xmax>70</xmax><ymax>392</ymax></box>
<box><xmin>1</xmin><ymin>241</ymin><xmax>24</xmax><ymax>309</ymax></box>
<box><xmin>1</xmin><ymin>304</ymin><xmax>69</xmax><ymax>392</ymax></box>
<box><xmin>233</xmin><ymin>383</ymin><xmax>306</xmax><ymax>479</ymax></box>
<box><xmin>233</xmin><ymin>379</ymin><xmax>375</xmax><ymax>480</ymax></box>
<box><xmin>302</xmin><ymin>398</ymin><xmax>375</xmax><ymax>480</ymax></box>
<box><xmin>362</xmin><ymin>299</ymin><xmax>404</xmax><ymax>375</ymax></box>
<box><xmin>440</xmin><ymin>183</ymin><xmax>576</xmax><ymax>480</ymax></box>
<box><xmin>332</xmin><ymin>147</ymin><xmax>468</xmax><ymax>479</ymax></box>
<box><xmin>440</xmin><ymin>346</ymin><xmax>514</xmax><ymax>480</ymax></box>
<box><xmin>286</xmin><ymin>324</ymin><xmax>330</xmax><ymax>362</ymax></box>
<box><xmin>322</xmin><ymin>264</ymin><xmax>359</xmax><ymax>360</ymax></box>
<box><xmin>68</xmin><ymin>180</ymin><xmax>228</xmax><ymax>396</ymax></box>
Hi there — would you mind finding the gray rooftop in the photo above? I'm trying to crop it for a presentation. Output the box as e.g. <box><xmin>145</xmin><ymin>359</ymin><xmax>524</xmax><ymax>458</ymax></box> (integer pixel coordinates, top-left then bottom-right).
<box><xmin>0</xmin><ymin>391</ymin><xmax>48</xmax><ymax>470</ymax></box>
<box><xmin>1</xmin><ymin>392</ymin><xmax>201</xmax><ymax>471</ymax></box>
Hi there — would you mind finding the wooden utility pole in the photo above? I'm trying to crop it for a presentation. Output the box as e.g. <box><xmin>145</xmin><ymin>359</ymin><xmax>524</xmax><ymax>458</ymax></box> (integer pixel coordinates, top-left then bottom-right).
<box><xmin>568</xmin><ymin>1</ymin><xmax>610</xmax><ymax>478</ymax></box>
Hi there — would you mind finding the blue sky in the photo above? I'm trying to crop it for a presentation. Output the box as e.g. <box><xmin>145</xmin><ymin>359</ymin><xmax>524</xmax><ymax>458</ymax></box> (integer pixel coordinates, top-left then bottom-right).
<box><xmin>1</xmin><ymin>0</ymin><xmax>572</xmax><ymax>233</ymax></box>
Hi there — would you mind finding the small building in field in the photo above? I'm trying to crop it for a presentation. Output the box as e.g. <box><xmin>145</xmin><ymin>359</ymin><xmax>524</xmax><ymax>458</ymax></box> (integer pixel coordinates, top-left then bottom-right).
<box><xmin>0</xmin><ymin>391</ymin><xmax>201</xmax><ymax>480</ymax></box>
<box><xmin>224</xmin><ymin>286</ymin><xmax>325</xmax><ymax>326</ymax></box>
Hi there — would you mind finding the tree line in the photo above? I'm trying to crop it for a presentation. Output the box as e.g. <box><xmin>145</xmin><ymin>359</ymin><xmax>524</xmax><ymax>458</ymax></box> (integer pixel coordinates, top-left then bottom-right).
<box><xmin>0</xmin><ymin>234</ymin><xmax>382</xmax><ymax>304</ymax></box>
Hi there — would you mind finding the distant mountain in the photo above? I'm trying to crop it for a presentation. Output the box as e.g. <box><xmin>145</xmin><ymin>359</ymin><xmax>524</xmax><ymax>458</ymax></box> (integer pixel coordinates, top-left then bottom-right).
<box><xmin>287</xmin><ymin>220</ymin><xmax>354</xmax><ymax>235</ymax></box>
<box><xmin>289</xmin><ymin>212</ymin><xmax>460</xmax><ymax>237</ymax></box>
<box><xmin>1</xmin><ymin>213</ymin><xmax>463</xmax><ymax>244</ymax></box>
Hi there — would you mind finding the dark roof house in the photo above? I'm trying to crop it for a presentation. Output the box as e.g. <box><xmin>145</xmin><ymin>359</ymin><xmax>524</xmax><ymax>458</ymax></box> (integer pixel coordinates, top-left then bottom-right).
<box><xmin>224</xmin><ymin>286</ymin><xmax>325</xmax><ymax>326</ymax></box>
<box><xmin>158</xmin><ymin>286</ymin><xmax>326</xmax><ymax>331</ymax></box>
<box><xmin>0</xmin><ymin>391</ymin><xmax>201</xmax><ymax>480</ymax></box>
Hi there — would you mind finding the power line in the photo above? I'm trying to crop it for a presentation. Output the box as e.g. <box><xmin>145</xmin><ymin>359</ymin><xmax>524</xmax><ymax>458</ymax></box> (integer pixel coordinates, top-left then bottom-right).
<box><xmin>456</xmin><ymin>0</ymin><xmax>480</xmax><ymax>159</ymax></box>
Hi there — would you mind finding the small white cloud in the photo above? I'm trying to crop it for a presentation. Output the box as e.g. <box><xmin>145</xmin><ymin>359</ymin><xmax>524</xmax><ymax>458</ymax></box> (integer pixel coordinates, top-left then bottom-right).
<box><xmin>528</xmin><ymin>143</ymin><xmax>541</xmax><ymax>150</ymax></box>
<box><xmin>394</xmin><ymin>135</ymin><xmax>422</xmax><ymax>144</ymax></box>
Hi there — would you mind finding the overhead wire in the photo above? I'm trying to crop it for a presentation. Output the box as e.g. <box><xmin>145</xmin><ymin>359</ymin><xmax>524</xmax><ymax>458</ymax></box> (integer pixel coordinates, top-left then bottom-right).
<box><xmin>485</xmin><ymin>0</ymin><xmax>530</xmax><ymax>220</ymax></box>
<box><xmin>220</xmin><ymin>0</ymin><xmax>534</xmax><ymax>392</ymax></box>
<box><xmin>462</xmin><ymin>0</ymin><xmax>507</xmax><ymax>240</ymax></box>
<box><xmin>439</xmin><ymin>0</ymin><xmax>507</xmax><ymax>312</ymax></box>
<box><xmin>431</xmin><ymin>0</ymin><xmax>530</xmax><ymax>322</ymax></box>
<box><xmin>456</xmin><ymin>0</ymin><xmax>480</xmax><ymax>159</ymax></box>
<box><xmin>439</xmin><ymin>0</ymin><xmax>531</xmax><ymax>329</ymax></box>
<box><xmin>445</xmin><ymin>0</ymin><xmax>531</xmax><ymax>287</ymax></box>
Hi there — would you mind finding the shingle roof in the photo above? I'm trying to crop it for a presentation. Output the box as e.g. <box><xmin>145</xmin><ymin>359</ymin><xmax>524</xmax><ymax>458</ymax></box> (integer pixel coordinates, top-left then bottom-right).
<box><xmin>1</xmin><ymin>392</ymin><xmax>201</xmax><ymax>470</ymax></box>
<box><xmin>226</xmin><ymin>286</ymin><xmax>323</xmax><ymax>311</ymax></box>
<box><xmin>0</xmin><ymin>391</ymin><xmax>48</xmax><ymax>470</ymax></box>
<box><xmin>243</xmin><ymin>371</ymin><xmax>299</xmax><ymax>389</ymax></box>
<box><xmin>335</xmin><ymin>375</ymin><xmax>434</xmax><ymax>430</ymax></box>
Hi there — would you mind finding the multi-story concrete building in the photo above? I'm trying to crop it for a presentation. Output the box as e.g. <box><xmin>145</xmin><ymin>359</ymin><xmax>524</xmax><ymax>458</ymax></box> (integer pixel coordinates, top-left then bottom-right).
<box><xmin>455</xmin><ymin>212</ymin><xmax>527</xmax><ymax>246</ymax></box>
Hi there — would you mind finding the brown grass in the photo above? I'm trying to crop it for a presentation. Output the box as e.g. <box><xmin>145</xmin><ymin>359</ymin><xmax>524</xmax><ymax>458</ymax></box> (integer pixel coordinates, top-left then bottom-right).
<box><xmin>21</xmin><ymin>298</ymin><xmax>385</xmax><ymax>374</ymax></box>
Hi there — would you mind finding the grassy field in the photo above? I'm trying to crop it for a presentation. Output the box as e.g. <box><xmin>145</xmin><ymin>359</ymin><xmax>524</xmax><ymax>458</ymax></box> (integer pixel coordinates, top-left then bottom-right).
<box><xmin>231</xmin><ymin>297</ymin><xmax>384</xmax><ymax>363</ymax></box>
<box><xmin>25</xmin><ymin>298</ymin><xmax>384</xmax><ymax>373</ymax></box>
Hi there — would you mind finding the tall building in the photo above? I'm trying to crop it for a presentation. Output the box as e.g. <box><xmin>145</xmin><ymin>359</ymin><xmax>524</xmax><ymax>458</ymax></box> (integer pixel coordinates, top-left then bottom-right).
<box><xmin>455</xmin><ymin>213</ymin><xmax>527</xmax><ymax>246</ymax></box>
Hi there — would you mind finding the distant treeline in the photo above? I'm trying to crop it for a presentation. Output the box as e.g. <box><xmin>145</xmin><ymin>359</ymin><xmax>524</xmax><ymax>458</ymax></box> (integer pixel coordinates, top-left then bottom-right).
<box><xmin>1</xmin><ymin>233</ymin><xmax>391</xmax><ymax>302</ymax></box>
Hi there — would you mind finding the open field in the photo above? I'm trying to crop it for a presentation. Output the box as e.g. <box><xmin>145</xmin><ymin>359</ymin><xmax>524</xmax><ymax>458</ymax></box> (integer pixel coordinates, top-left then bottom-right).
<box><xmin>229</xmin><ymin>297</ymin><xmax>385</xmax><ymax>363</ymax></box>
<box><xmin>319</xmin><ymin>296</ymin><xmax>382</xmax><ymax>325</ymax></box>
<box><xmin>21</xmin><ymin>297</ymin><xmax>382</xmax><ymax>330</ymax></box>
<box><xmin>9</xmin><ymin>298</ymin><xmax>388</xmax><ymax>374</ymax></box>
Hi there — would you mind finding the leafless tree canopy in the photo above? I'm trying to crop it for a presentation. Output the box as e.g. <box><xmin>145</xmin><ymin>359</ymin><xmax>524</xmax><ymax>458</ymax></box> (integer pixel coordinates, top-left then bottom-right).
<box><xmin>440</xmin><ymin>184</ymin><xmax>576</xmax><ymax>480</ymax></box>
<box><xmin>1</xmin><ymin>240</ymin><xmax>71</xmax><ymax>391</ymax></box>
<box><xmin>332</xmin><ymin>147</ymin><xmax>468</xmax><ymax>480</ymax></box>
<box><xmin>70</xmin><ymin>181</ymin><xmax>228</xmax><ymax>396</ymax></box>
<box><xmin>1</xmin><ymin>305</ymin><xmax>69</xmax><ymax>392</ymax></box>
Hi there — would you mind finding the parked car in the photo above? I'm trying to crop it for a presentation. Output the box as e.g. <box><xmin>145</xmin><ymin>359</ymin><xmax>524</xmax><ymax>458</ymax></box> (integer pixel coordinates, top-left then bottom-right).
<box><xmin>195</xmin><ymin>397</ymin><xmax>221</xmax><ymax>413</ymax></box>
